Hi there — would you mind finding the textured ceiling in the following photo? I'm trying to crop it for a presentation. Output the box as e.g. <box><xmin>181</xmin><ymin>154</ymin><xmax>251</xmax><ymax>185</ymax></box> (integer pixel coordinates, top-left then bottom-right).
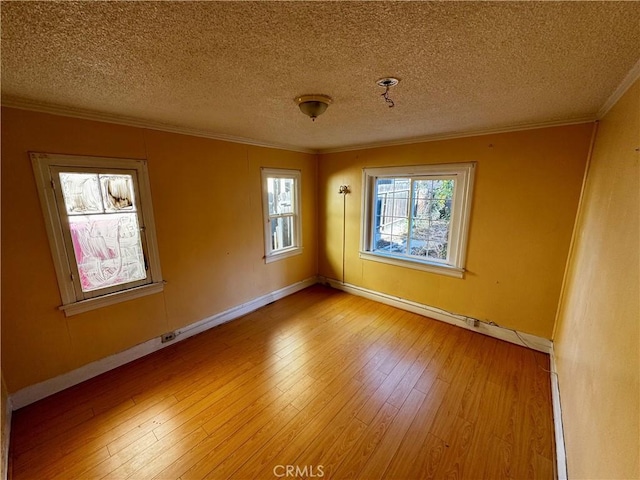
<box><xmin>2</xmin><ymin>1</ymin><xmax>639</xmax><ymax>152</ymax></box>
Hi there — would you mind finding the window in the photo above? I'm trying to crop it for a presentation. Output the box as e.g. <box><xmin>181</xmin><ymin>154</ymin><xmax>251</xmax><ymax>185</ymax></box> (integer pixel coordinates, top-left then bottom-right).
<box><xmin>261</xmin><ymin>168</ymin><xmax>302</xmax><ymax>262</ymax></box>
<box><xmin>31</xmin><ymin>153</ymin><xmax>164</xmax><ymax>315</ymax></box>
<box><xmin>361</xmin><ymin>163</ymin><xmax>475</xmax><ymax>278</ymax></box>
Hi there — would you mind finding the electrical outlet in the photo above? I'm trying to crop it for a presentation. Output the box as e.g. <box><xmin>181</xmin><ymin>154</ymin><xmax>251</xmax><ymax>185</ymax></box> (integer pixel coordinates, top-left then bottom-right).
<box><xmin>466</xmin><ymin>318</ymin><xmax>479</xmax><ymax>328</ymax></box>
<box><xmin>161</xmin><ymin>331</ymin><xmax>176</xmax><ymax>343</ymax></box>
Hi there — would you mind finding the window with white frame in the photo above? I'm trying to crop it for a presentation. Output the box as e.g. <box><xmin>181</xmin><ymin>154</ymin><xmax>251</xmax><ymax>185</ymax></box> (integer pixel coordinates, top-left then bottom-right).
<box><xmin>261</xmin><ymin>168</ymin><xmax>302</xmax><ymax>262</ymax></box>
<box><xmin>360</xmin><ymin>163</ymin><xmax>475</xmax><ymax>278</ymax></box>
<box><xmin>31</xmin><ymin>153</ymin><xmax>164</xmax><ymax>316</ymax></box>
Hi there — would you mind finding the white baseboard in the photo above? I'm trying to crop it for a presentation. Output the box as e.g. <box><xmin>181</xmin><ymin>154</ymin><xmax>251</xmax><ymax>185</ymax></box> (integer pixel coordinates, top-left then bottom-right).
<box><xmin>8</xmin><ymin>275</ymin><xmax>555</xmax><ymax>400</ymax></box>
<box><xmin>10</xmin><ymin>276</ymin><xmax>318</xmax><ymax>410</ymax></box>
<box><xmin>7</xmin><ymin>275</ymin><xmax>565</xmax><ymax>478</ymax></box>
<box><xmin>320</xmin><ymin>277</ymin><xmax>553</xmax><ymax>354</ymax></box>
<box><xmin>550</xmin><ymin>348</ymin><xmax>568</xmax><ymax>480</ymax></box>
<box><xmin>2</xmin><ymin>394</ymin><xmax>11</xmax><ymax>480</ymax></box>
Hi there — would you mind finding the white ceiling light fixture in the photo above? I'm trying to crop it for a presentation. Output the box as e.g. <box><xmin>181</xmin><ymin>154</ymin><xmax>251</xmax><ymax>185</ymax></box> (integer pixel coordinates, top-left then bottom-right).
<box><xmin>376</xmin><ymin>77</ymin><xmax>400</xmax><ymax>108</ymax></box>
<box><xmin>295</xmin><ymin>94</ymin><xmax>333</xmax><ymax>121</ymax></box>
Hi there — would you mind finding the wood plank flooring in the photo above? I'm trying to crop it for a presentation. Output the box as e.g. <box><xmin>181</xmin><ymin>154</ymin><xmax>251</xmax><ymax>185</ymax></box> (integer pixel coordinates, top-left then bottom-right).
<box><xmin>9</xmin><ymin>285</ymin><xmax>555</xmax><ymax>479</ymax></box>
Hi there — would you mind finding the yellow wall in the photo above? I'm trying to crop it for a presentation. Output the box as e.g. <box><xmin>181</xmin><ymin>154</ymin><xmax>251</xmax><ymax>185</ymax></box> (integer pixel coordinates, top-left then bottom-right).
<box><xmin>554</xmin><ymin>80</ymin><xmax>639</xmax><ymax>479</ymax></box>
<box><xmin>318</xmin><ymin>125</ymin><xmax>593</xmax><ymax>338</ymax></box>
<box><xmin>1</xmin><ymin>107</ymin><xmax>317</xmax><ymax>393</ymax></box>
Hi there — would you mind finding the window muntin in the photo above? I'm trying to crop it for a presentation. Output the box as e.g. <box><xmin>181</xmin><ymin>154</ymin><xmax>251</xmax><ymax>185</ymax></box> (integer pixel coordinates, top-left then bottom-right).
<box><xmin>53</xmin><ymin>169</ymin><xmax>149</xmax><ymax>295</ymax></box>
<box><xmin>262</xmin><ymin>168</ymin><xmax>302</xmax><ymax>262</ymax></box>
<box><xmin>31</xmin><ymin>153</ymin><xmax>163</xmax><ymax>315</ymax></box>
<box><xmin>361</xmin><ymin>163</ymin><xmax>475</xmax><ymax>278</ymax></box>
<box><xmin>374</xmin><ymin>176</ymin><xmax>454</xmax><ymax>263</ymax></box>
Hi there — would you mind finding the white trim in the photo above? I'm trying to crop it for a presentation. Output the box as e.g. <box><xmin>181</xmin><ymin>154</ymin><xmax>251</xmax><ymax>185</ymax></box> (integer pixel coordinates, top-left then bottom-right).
<box><xmin>552</xmin><ymin>121</ymin><xmax>599</xmax><ymax>339</ymax></box>
<box><xmin>59</xmin><ymin>282</ymin><xmax>165</xmax><ymax>316</ymax></box>
<box><xmin>550</xmin><ymin>347</ymin><xmax>568</xmax><ymax>480</ymax></box>
<box><xmin>1</xmin><ymin>97</ymin><xmax>316</xmax><ymax>154</ymax></box>
<box><xmin>358</xmin><ymin>251</ymin><xmax>464</xmax><ymax>278</ymax></box>
<box><xmin>320</xmin><ymin>276</ymin><xmax>552</xmax><ymax>354</ymax></box>
<box><xmin>360</xmin><ymin>162</ymin><xmax>475</xmax><ymax>277</ymax></box>
<box><xmin>261</xmin><ymin>168</ymin><xmax>303</xmax><ymax>262</ymax></box>
<box><xmin>319</xmin><ymin>118</ymin><xmax>596</xmax><ymax>154</ymax></box>
<box><xmin>2</xmin><ymin>392</ymin><xmax>11</xmax><ymax>480</ymax></box>
<box><xmin>138</xmin><ymin>159</ymin><xmax>164</xmax><ymax>282</ymax></box>
<box><xmin>9</xmin><ymin>276</ymin><xmax>318</xmax><ymax>410</ymax></box>
<box><xmin>264</xmin><ymin>247</ymin><xmax>304</xmax><ymax>264</ymax></box>
<box><xmin>597</xmin><ymin>58</ymin><xmax>640</xmax><ymax>119</ymax></box>
<box><xmin>30</xmin><ymin>153</ymin><xmax>164</xmax><ymax>315</ymax></box>
<box><xmin>2</xmin><ymin>97</ymin><xmax>595</xmax><ymax>156</ymax></box>
<box><xmin>30</xmin><ymin>155</ymin><xmax>79</xmax><ymax>304</ymax></box>
<box><xmin>173</xmin><ymin>276</ymin><xmax>316</xmax><ymax>341</ymax></box>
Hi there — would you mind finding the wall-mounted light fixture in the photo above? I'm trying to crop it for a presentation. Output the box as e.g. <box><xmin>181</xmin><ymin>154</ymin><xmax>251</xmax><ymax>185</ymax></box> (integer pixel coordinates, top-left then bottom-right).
<box><xmin>295</xmin><ymin>94</ymin><xmax>333</xmax><ymax>121</ymax></box>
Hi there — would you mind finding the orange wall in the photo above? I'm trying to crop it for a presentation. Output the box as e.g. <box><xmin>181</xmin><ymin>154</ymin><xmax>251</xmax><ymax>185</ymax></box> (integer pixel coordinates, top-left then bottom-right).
<box><xmin>318</xmin><ymin>125</ymin><xmax>593</xmax><ymax>338</ymax></box>
<box><xmin>553</xmin><ymin>80</ymin><xmax>639</xmax><ymax>478</ymax></box>
<box><xmin>0</xmin><ymin>106</ymin><xmax>596</xmax><ymax>397</ymax></box>
<box><xmin>1</xmin><ymin>107</ymin><xmax>317</xmax><ymax>393</ymax></box>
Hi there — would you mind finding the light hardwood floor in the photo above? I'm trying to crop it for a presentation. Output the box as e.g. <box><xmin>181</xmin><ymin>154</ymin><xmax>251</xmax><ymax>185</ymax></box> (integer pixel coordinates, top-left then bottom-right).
<box><xmin>9</xmin><ymin>285</ymin><xmax>555</xmax><ymax>479</ymax></box>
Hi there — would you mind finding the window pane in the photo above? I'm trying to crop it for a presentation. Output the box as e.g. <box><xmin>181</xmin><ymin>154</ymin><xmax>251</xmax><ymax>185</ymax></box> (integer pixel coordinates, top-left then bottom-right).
<box><xmin>427</xmin><ymin>241</ymin><xmax>448</xmax><ymax>260</ymax></box>
<box><xmin>267</xmin><ymin>177</ymin><xmax>294</xmax><ymax>215</ymax></box>
<box><xmin>374</xmin><ymin>232</ymin><xmax>391</xmax><ymax>251</ymax></box>
<box><xmin>394</xmin><ymin>178</ymin><xmax>410</xmax><ymax>191</ymax></box>
<box><xmin>364</xmin><ymin>164</ymin><xmax>474</xmax><ymax>274</ymax></box>
<box><xmin>413</xmin><ymin>179</ymin><xmax>431</xmax><ymax>200</ymax></box>
<box><xmin>390</xmin><ymin>236</ymin><xmax>407</xmax><ymax>254</ymax></box>
<box><xmin>59</xmin><ymin>173</ymin><xmax>103</xmax><ymax>215</ymax></box>
<box><xmin>68</xmin><ymin>213</ymin><xmax>147</xmax><ymax>292</ymax></box>
<box><xmin>390</xmin><ymin>217</ymin><xmax>408</xmax><ymax>237</ymax></box>
<box><xmin>374</xmin><ymin>178</ymin><xmax>412</xmax><ymax>255</ymax></box>
<box><xmin>270</xmin><ymin>215</ymin><xmax>294</xmax><ymax>251</ymax></box>
<box><xmin>100</xmin><ymin>174</ymin><xmax>136</xmax><ymax>212</ymax></box>
<box><xmin>412</xmin><ymin>198</ymin><xmax>431</xmax><ymax>218</ymax></box>
<box><xmin>410</xmin><ymin>218</ymin><xmax>429</xmax><ymax>240</ymax></box>
<box><xmin>392</xmin><ymin>193</ymin><xmax>408</xmax><ymax>218</ymax></box>
<box><xmin>410</xmin><ymin>179</ymin><xmax>453</xmax><ymax>262</ymax></box>
<box><xmin>374</xmin><ymin>176</ymin><xmax>455</xmax><ymax>262</ymax></box>
<box><xmin>374</xmin><ymin>178</ymin><xmax>411</xmax><ymax>256</ymax></box>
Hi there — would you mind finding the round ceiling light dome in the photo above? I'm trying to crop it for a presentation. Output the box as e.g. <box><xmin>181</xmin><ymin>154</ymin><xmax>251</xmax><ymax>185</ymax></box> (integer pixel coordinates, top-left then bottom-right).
<box><xmin>295</xmin><ymin>94</ymin><xmax>333</xmax><ymax>121</ymax></box>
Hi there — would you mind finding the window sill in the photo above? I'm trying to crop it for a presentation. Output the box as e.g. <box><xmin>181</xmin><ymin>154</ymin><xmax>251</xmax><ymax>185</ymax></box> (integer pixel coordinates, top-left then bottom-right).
<box><xmin>359</xmin><ymin>251</ymin><xmax>465</xmax><ymax>278</ymax></box>
<box><xmin>59</xmin><ymin>282</ymin><xmax>165</xmax><ymax>317</ymax></box>
<box><xmin>265</xmin><ymin>247</ymin><xmax>303</xmax><ymax>264</ymax></box>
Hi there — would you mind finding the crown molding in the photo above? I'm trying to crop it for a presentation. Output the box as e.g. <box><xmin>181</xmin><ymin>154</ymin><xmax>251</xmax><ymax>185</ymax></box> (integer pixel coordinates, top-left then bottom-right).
<box><xmin>317</xmin><ymin>117</ymin><xmax>596</xmax><ymax>154</ymax></box>
<box><xmin>0</xmin><ymin>96</ymin><xmax>317</xmax><ymax>155</ymax></box>
<box><xmin>2</xmin><ymin>95</ymin><xmax>598</xmax><ymax>156</ymax></box>
<box><xmin>597</xmin><ymin>57</ymin><xmax>640</xmax><ymax>119</ymax></box>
